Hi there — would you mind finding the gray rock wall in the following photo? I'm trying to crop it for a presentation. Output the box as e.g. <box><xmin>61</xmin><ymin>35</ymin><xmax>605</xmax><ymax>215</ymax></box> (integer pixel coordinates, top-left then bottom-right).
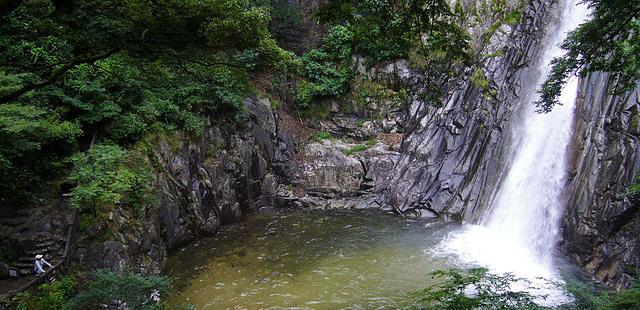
<box><xmin>563</xmin><ymin>72</ymin><xmax>640</xmax><ymax>288</ymax></box>
<box><xmin>385</xmin><ymin>0</ymin><xmax>556</xmax><ymax>220</ymax></box>
<box><xmin>74</xmin><ymin>97</ymin><xmax>286</xmax><ymax>272</ymax></box>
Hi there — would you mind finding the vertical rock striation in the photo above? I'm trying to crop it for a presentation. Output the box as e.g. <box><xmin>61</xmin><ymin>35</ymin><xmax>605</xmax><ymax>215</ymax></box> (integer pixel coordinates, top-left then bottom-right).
<box><xmin>74</xmin><ymin>97</ymin><xmax>287</xmax><ymax>272</ymax></box>
<box><xmin>563</xmin><ymin>72</ymin><xmax>640</xmax><ymax>288</ymax></box>
<box><xmin>385</xmin><ymin>0</ymin><xmax>556</xmax><ymax>220</ymax></box>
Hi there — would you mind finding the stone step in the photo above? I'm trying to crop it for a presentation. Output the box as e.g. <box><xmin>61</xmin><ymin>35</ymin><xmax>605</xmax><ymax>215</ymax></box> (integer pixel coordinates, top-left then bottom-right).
<box><xmin>28</xmin><ymin>245</ymin><xmax>61</xmax><ymax>253</ymax></box>
<box><xmin>34</xmin><ymin>240</ymin><xmax>57</xmax><ymax>247</ymax></box>
<box><xmin>25</xmin><ymin>247</ymin><xmax>60</xmax><ymax>254</ymax></box>
<box><xmin>17</xmin><ymin>257</ymin><xmax>35</xmax><ymax>263</ymax></box>
<box><xmin>0</xmin><ymin>217</ymin><xmax>25</xmax><ymax>225</ymax></box>
<box><xmin>15</xmin><ymin>208</ymin><xmax>32</xmax><ymax>217</ymax></box>
<box><xmin>13</xmin><ymin>262</ymin><xmax>33</xmax><ymax>269</ymax></box>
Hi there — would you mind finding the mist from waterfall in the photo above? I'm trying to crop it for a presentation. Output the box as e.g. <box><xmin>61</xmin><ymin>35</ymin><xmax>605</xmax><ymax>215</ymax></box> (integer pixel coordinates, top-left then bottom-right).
<box><xmin>437</xmin><ymin>0</ymin><xmax>590</xmax><ymax>303</ymax></box>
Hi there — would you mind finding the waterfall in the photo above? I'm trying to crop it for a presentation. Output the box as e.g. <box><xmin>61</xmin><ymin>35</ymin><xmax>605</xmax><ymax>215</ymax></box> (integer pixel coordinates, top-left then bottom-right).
<box><xmin>437</xmin><ymin>0</ymin><xmax>590</xmax><ymax>303</ymax></box>
<box><xmin>481</xmin><ymin>0</ymin><xmax>591</xmax><ymax>266</ymax></box>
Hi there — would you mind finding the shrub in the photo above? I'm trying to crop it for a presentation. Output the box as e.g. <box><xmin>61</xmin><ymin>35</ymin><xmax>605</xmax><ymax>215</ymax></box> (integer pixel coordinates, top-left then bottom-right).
<box><xmin>343</xmin><ymin>144</ymin><xmax>369</xmax><ymax>156</ymax></box>
<box><xmin>562</xmin><ymin>278</ymin><xmax>640</xmax><ymax>310</ymax></box>
<box><xmin>366</xmin><ymin>138</ymin><xmax>377</xmax><ymax>147</ymax></box>
<box><xmin>407</xmin><ymin>268</ymin><xmax>545</xmax><ymax>310</ymax></box>
<box><xmin>409</xmin><ymin>268</ymin><xmax>640</xmax><ymax>310</ymax></box>
<box><xmin>10</xmin><ymin>276</ymin><xmax>76</xmax><ymax>310</ymax></box>
<box><xmin>70</xmin><ymin>145</ymin><xmax>135</xmax><ymax>212</ymax></box>
<box><xmin>65</xmin><ymin>270</ymin><xmax>171</xmax><ymax>310</ymax></box>
<box><xmin>313</xmin><ymin>131</ymin><xmax>334</xmax><ymax>141</ymax></box>
<box><xmin>471</xmin><ymin>67</ymin><xmax>490</xmax><ymax>90</ymax></box>
<box><xmin>296</xmin><ymin>26</ymin><xmax>354</xmax><ymax>108</ymax></box>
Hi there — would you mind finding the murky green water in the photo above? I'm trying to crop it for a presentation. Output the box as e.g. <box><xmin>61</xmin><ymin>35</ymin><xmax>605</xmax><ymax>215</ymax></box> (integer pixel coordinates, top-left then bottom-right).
<box><xmin>165</xmin><ymin>208</ymin><xmax>459</xmax><ymax>309</ymax></box>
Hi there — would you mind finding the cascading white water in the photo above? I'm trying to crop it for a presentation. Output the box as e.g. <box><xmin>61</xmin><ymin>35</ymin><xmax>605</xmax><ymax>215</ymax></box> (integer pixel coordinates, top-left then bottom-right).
<box><xmin>437</xmin><ymin>0</ymin><xmax>590</xmax><ymax>304</ymax></box>
<box><xmin>481</xmin><ymin>0</ymin><xmax>591</xmax><ymax>267</ymax></box>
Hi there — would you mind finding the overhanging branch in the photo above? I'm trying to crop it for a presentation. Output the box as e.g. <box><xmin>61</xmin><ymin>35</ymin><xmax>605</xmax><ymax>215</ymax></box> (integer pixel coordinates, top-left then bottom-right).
<box><xmin>0</xmin><ymin>48</ymin><xmax>121</xmax><ymax>103</ymax></box>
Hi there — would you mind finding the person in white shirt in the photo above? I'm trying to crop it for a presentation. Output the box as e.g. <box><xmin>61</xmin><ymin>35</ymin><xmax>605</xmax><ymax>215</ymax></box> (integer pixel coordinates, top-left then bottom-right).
<box><xmin>34</xmin><ymin>254</ymin><xmax>52</xmax><ymax>275</ymax></box>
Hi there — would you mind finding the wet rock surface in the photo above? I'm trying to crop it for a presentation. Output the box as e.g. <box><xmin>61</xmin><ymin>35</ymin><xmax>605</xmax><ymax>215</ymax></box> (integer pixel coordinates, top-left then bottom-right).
<box><xmin>276</xmin><ymin>141</ymin><xmax>400</xmax><ymax>210</ymax></box>
<box><xmin>75</xmin><ymin>97</ymin><xmax>284</xmax><ymax>272</ymax></box>
<box><xmin>384</xmin><ymin>0</ymin><xmax>556</xmax><ymax>220</ymax></box>
<box><xmin>563</xmin><ymin>72</ymin><xmax>640</xmax><ymax>289</ymax></box>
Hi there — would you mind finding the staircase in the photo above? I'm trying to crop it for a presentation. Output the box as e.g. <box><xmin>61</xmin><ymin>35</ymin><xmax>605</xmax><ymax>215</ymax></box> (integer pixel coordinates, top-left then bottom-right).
<box><xmin>11</xmin><ymin>234</ymin><xmax>65</xmax><ymax>276</ymax></box>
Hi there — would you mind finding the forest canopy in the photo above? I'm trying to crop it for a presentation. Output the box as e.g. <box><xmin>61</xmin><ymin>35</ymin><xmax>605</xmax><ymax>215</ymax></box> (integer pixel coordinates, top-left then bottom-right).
<box><xmin>0</xmin><ymin>0</ymin><xmax>296</xmax><ymax>204</ymax></box>
<box><xmin>0</xmin><ymin>0</ymin><xmax>468</xmax><ymax>208</ymax></box>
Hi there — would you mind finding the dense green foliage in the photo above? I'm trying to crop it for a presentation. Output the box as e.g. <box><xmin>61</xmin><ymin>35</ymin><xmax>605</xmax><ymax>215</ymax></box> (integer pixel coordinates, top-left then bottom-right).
<box><xmin>407</xmin><ymin>268</ymin><xmax>544</xmax><ymax>310</ymax></box>
<box><xmin>564</xmin><ymin>279</ymin><xmax>640</xmax><ymax>310</ymax></box>
<box><xmin>296</xmin><ymin>0</ymin><xmax>470</xmax><ymax>108</ymax></box>
<box><xmin>7</xmin><ymin>271</ymin><xmax>171</xmax><ymax>310</ymax></box>
<box><xmin>65</xmin><ymin>271</ymin><xmax>171</xmax><ymax>310</ymax></box>
<box><xmin>296</xmin><ymin>25</ymin><xmax>354</xmax><ymax>107</ymax></box>
<box><xmin>537</xmin><ymin>0</ymin><xmax>640</xmax><ymax>112</ymax></box>
<box><xmin>254</xmin><ymin>0</ymin><xmax>305</xmax><ymax>52</ymax></box>
<box><xmin>10</xmin><ymin>276</ymin><xmax>76</xmax><ymax>310</ymax></box>
<box><xmin>0</xmin><ymin>103</ymin><xmax>80</xmax><ymax>202</ymax></box>
<box><xmin>0</xmin><ymin>0</ymin><xmax>296</xmax><ymax>206</ymax></box>
<box><xmin>69</xmin><ymin>144</ymin><xmax>150</xmax><ymax>214</ymax></box>
<box><xmin>409</xmin><ymin>268</ymin><xmax>640</xmax><ymax>310</ymax></box>
<box><xmin>317</xmin><ymin>0</ymin><xmax>470</xmax><ymax>64</ymax></box>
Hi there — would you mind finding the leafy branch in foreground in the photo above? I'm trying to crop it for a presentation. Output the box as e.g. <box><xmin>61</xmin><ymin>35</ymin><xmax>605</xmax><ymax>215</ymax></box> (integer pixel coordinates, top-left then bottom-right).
<box><xmin>64</xmin><ymin>271</ymin><xmax>172</xmax><ymax>310</ymax></box>
<box><xmin>537</xmin><ymin>0</ymin><xmax>640</xmax><ymax>112</ymax></box>
<box><xmin>562</xmin><ymin>276</ymin><xmax>640</xmax><ymax>310</ymax></box>
<box><xmin>407</xmin><ymin>268</ymin><xmax>545</xmax><ymax>310</ymax></box>
<box><xmin>408</xmin><ymin>267</ymin><xmax>640</xmax><ymax>310</ymax></box>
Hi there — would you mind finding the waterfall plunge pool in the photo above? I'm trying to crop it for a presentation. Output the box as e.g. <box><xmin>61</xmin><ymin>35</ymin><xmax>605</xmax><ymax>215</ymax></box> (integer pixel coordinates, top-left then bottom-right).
<box><xmin>165</xmin><ymin>207</ymin><xmax>590</xmax><ymax>309</ymax></box>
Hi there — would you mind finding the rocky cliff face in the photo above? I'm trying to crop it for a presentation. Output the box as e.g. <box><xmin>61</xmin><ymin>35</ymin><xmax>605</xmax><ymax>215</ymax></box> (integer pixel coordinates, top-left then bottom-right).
<box><xmin>563</xmin><ymin>72</ymin><xmax>640</xmax><ymax>289</ymax></box>
<box><xmin>76</xmin><ymin>0</ymin><xmax>564</xmax><ymax>273</ymax></box>
<box><xmin>74</xmin><ymin>97</ymin><xmax>286</xmax><ymax>272</ymax></box>
<box><xmin>384</xmin><ymin>0</ymin><xmax>556</xmax><ymax>220</ymax></box>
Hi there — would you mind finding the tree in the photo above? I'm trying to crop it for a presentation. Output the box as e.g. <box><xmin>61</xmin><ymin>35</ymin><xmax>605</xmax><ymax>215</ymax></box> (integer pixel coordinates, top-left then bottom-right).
<box><xmin>68</xmin><ymin>144</ymin><xmax>141</xmax><ymax>214</ymax></box>
<box><xmin>316</xmin><ymin>0</ymin><xmax>470</xmax><ymax>64</ymax></box>
<box><xmin>296</xmin><ymin>0</ymin><xmax>470</xmax><ymax>107</ymax></box>
<box><xmin>0</xmin><ymin>0</ymin><xmax>297</xmax><ymax>204</ymax></box>
<box><xmin>0</xmin><ymin>103</ymin><xmax>81</xmax><ymax>205</ymax></box>
<box><xmin>0</xmin><ymin>0</ymin><xmax>296</xmax><ymax>103</ymax></box>
<box><xmin>537</xmin><ymin>0</ymin><xmax>640</xmax><ymax>112</ymax></box>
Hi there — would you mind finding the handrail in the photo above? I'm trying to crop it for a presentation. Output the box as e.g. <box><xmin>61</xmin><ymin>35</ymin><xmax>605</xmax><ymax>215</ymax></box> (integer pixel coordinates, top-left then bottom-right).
<box><xmin>3</xmin><ymin>209</ymin><xmax>79</xmax><ymax>297</ymax></box>
<box><xmin>62</xmin><ymin>209</ymin><xmax>79</xmax><ymax>272</ymax></box>
<box><xmin>5</xmin><ymin>261</ymin><xmax>65</xmax><ymax>296</ymax></box>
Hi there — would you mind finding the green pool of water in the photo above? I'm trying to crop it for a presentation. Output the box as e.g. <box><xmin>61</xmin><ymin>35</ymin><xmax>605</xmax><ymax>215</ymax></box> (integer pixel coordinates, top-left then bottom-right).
<box><xmin>165</xmin><ymin>208</ymin><xmax>459</xmax><ymax>309</ymax></box>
